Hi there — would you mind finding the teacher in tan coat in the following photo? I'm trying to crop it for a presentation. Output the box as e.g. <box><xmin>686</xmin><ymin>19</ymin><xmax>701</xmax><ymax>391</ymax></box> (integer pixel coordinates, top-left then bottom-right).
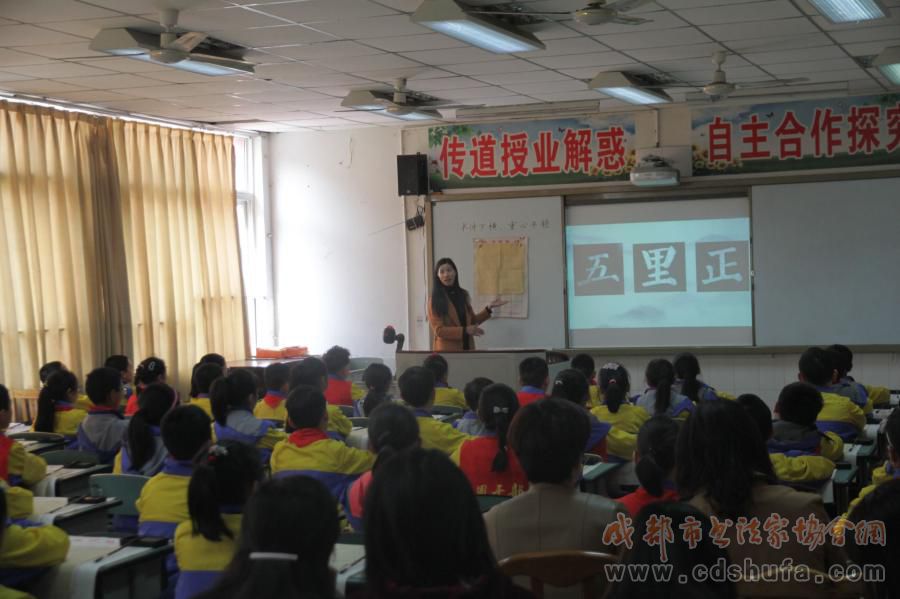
<box><xmin>427</xmin><ymin>257</ymin><xmax>506</xmax><ymax>352</ymax></box>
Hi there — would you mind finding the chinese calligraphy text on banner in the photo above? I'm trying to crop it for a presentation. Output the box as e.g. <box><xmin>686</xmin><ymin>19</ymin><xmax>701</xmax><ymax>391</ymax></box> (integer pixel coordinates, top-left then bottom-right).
<box><xmin>428</xmin><ymin>115</ymin><xmax>637</xmax><ymax>190</ymax></box>
<box><xmin>691</xmin><ymin>94</ymin><xmax>900</xmax><ymax>176</ymax></box>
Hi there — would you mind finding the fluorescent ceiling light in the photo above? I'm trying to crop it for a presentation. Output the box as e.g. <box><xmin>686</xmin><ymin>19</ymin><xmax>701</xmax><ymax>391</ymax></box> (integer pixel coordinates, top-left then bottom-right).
<box><xmin>588</xmin><ymin>72</ymin><xmax>672</xmax><ymax>105</ymax></box>
<box><xmin>342</xmin><ymin>89</ymin><xmax>389</xmax><ymax>110</ymax></box>
<box><xmin>874</xmin><ymin>45</ymin><xmax>900</xmax><ymax>85</ymax></box>
<box><xmin>411</xmin><ymin>0</ymin><xmax>545</xmax><ymax>54</ymax></box>
<box><xmin>129</xmin><ymin>53</ymin><xmax>252</xmax><ymax>76</ymax></box>
<box><xmin>808</xmin><ymin>0</ymin><xmax>886</xmax><ymax>23</ymax></box>
<box><xmin>385</xmin><ymin>106</ymin><xmax>442</xmax><ymax>121</ymax></box>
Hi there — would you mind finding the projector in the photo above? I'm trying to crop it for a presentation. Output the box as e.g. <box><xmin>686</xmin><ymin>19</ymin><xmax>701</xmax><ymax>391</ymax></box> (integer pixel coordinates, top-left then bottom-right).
<box><xmin>630</xmin><ymin>155</ymin><xmax>680</xmax><ymax>187</ymax></box>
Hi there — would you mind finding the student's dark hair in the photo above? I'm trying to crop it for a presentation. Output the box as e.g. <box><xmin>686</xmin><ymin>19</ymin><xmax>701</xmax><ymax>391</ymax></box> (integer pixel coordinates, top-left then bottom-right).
<box><xmin>104</xmin><ymin>355</ymin><xmax>130</xmax><ymax>373</ymax></box>
<box><xmin>135</xmin><ymin>357</ymin><xmax>167</xmax><ymax>386</ymax></box>
<box><xmin>847</xmin><ymin>478</ymin><xmax>900</xmax><ymax>599</ymax></box>
<box><xmin>635</xmin><ymin>416</ymin><xmax>679</xmax><ymax>497</ymax></box>
<box><xmin>463</xmin><ymin>377</ymin><xmax>493</xmax><ymax>413</ymax></box>
<box><xmin>189</xmin><ymin>440</ymin><xmax>263</xmax><ymax>542</ymax></box>
<box><xmin>674</xmin><ymin>352</ymin><xmax>703</xmax><ymax>404</ymax></box>
<box><xmin>364</xmin><ymin>448</ymin><xmax>499</xmax><ymax>595</ymax></box>
<box><xmin>422</xmin><ymin>353</ymin><xmax>449</xmax><ymax>382</ymax></box>
<box><xmin>570</xmin><ymin>353</ymin><xmax>595</xmax><ymax>381</ymax></box>
<box><xmin>85</xmin><ymin>367</ymin><xmax>122</xmax><ymax>406</ymax></box>
<box><xmin>646</xmin><ymin>358</ymin><xmax>676</xmax><ymax>415</ymax></box>
<box><xmin>884</xmin><ymin>407</ymin><xmax>900</xmax><ymax>450</ymax></box>
<box><xmin>322</xmin><ymin>345</ymin><xmax>350</xmax><ymax>375</ymax></box>
<box><xmin>199</xmin><ymin>353</ymin><xmax>227</xmax><ymax>368</ymax></box>
<box><xmin>608</xmin><ymin>502</ymin><xmax>735</xmax><ymax>599</ymax></box>
<box><xmin>285</xmin><ymin>385</ymin><xmax>327</xmax><ymax>429</ymax></box>
<box><xmin>776</xmin><ymin>382</ymin><xmax>823</xmax><ymax>426</ymax></box>
<box><xmin>264</xmin><ymin>362</ymin><xmax>291</xmax><ymax>391</ymax></box>
<box><xmin>289</xmin><ymin>357</ymin><xmax>328</xmax><ymax>391</ymax></box>
<box><xmin>0</xmin><ymin>384</ymin><xmax>9</xmax><ymax>412</ymax></box>
<box><xmin>518</xmin><ymin>357</ymin><xmax>549</xmax><ymax>388</ymax></box>
<box><xmin>191</xmin><ymin>363</ymin><xmax>225</xmax><ymax>398</ymax></box>
<box><xmin>35</xmin><ymin>370</ymin><xmax>78</xmax><ymax>433</ymax></box>
<box><xmin>368</xmin><ymin>403</ymin><xmax>419</xmax><ymax>471</ymax></box>
<box><xmin>195</xmin><ymin>476</ymin><xmax>340</xmax><ymax>599</ymax></box>
<box><xmin>477</xmin><ymin>384</ymin><xmax>519</xmax><ymax>473</ymax></box>
<box><xmin>550</xmin><ymin>368</ymin><xmax>590</xmax><ymax>407</ymax></box>
<box><xmin>599</xmin><ymin>362</ymin><xmax>630</xmax><ymax>413</ymax></box>
<box><xmin>161</xmin><ymin>405</ymin><xmax>213</xmax><ymax>461</ymax></box>
<box><xmin>827</xmin><ymin>344</ymin><xmax>854</xmax><ymax>377</ymax></box>
<box><xmin>429</xmin><ymin>257</ymin><xmax>467</xmax><ymax>319</ymax></box>
<box><xmin>362</xmin><ymin>363</ymin><xmax>392</xmax><ymax>416</ymax></box>
<box><xmin>210</xmin><ymin>371</ymin><xmax>257</xmax><ymax>426</ymax></box>
<box><xmin>126</xmin><ymin>383</ymin><xmax>176</xmax><ymax>471</ymax></box>
<box><xmin>676</xmin><ymin>401</ymin><xmax>775</xmax><ymax>520</ymax></box>
<box><xmin>39</xmin><ymin>361</ymin><xmax>66</xmax><ymax>384</ymax></box>
<box><xmin>737</xmin><ymin>394</ymin><xmax>773</xmax><ymax>440</ymax></box>
<box><xmin>398</xmin><ymin>366</ymin><xmax>435</xmax><ymax>408</ymax></box>
<box><xmin>798</xmin><ymin>346</ymin><xmax>833</xmax><ymax>386</ymax></box>
<box><xmin>509</xmin><ymin>398</ymin><xmax>589</xmax><ymax>484</ymax></box>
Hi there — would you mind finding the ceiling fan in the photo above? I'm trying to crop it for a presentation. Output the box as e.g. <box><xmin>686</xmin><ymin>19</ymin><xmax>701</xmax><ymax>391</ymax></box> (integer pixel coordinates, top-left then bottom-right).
<box><xmin>682</xmin><ymin>51</ymin><xmax>809</xmax><ymax>101</ymax></box>
<box><xmin>90</xmin><ymin>8</ymin><xmax>254</xmax><ymax>75</ymax></box>
<box><xmin>476</xmin><ymin>0</ymin><xmax>655</xmax><ymax>27</ymax></box>
<box><xmin>340</xmin><ymin>78</ymin><xmax>475</xmax><ymax>120</ymax></box>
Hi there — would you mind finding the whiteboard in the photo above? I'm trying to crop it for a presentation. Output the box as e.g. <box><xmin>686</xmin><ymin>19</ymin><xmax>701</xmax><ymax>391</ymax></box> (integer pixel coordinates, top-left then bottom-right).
<box><xmin>752</xmin><ymin>177</ymin><xmax>900</xmax><ymax>346</ymax></box>
<box><xmin>432</xmin><ymin>196</ymin><xmax>566</xmax><ymax>349</ymax></box>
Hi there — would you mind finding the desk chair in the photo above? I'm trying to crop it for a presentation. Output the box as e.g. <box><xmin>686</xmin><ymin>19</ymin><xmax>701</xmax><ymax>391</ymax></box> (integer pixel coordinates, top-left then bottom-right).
<box><xmin>10</xmin><ymin>389</ymin><xmax>39</xmax><ymax>424</ymax></box>
<box><xmin>90</xmin><ymin>474</ymin><xmax>150</xmax><ymax>533</ymax></box>
<box><xmin>498</xmin><ymin>550</ymin><xmax>618</xmax><ymax>599</ymax></box>
<box><xmin>42</xmin><ymin>450</ymin><xmax>100</xmax><ymax>466</ymax></box>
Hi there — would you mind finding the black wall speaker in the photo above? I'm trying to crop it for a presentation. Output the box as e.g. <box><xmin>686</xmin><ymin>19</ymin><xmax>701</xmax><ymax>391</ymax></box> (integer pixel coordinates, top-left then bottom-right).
<box><xmin>397</xmin><ymin>154</ymin><xmax>429</xmax><ymax>196</ymax></box>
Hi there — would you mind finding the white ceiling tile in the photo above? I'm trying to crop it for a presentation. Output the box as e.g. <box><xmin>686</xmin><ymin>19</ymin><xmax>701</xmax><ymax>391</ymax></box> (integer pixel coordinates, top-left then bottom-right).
<box><xmin>830</xmin><ymin>25</ymin><xmax>900</xmax><ymax>44</ymax></box>
<box><xmin>678</xmin><ymin>1</ymin><xmax>803</xmax><ymax>25</ymax></box>
<box><xmin>667</xmin><ymin>65</ymin><xmax>768</xmax><ymax>83</ymax></box>
<box><xmin>475</xmin><ymin>69</ymin><xmax>573</xmax><ymax>85</ymax></box>
<box><xmin>72</xmin><ymin>0</ymin><xmax>168</xmax><ymax>15</ymax></box>
<box><xmin>408</xmin><ymin>76</ymin><xmax>487</xmax><ymax>91</ymax></box>
<box><xmin>0</xmin><ymin>48</ymin><xmax>54</xmax><ymax>67</ymax></box>
<box><xmin>798</xmin><ymin>69</ymin><xmax>870</xmax><ymax>84</ymax></box>
<box><xmin>0</xmin><ymin>1</ymin><xmax>120</xmax><ymax>23</ymax></box>
<box><xmin>747</xmin><ymin>45</ymin><xmax>851</xmax><ymax>67</ymax></box>
<box><xmin>240</xmin><ymin>122</ymin><xmax>306</xmax><ymax>132</ymax></box>
<box><xmin>298</xmin><ymin>85</ymin><xmax>354</xmax><ymax>96</ymax></box>
<box><xmin>841</xmin><ymin>41</ymin><xmax>896</xmax><ymax>57</ymax></box>
<box><xmin>475</xmin><ymin>95</ymin><xmax>542</xmax><ymax>106</ymax></box>
<box><xmin>217</xmin><ymin>25</ymin><xmax>338</xmax><ymax>47</ymax></box>
<box><xmin>567</xmin><ymin>10</ymin><xmax>690</xmax><ymax>34</ymax></box>
<box><xmin>279</xmin><ymin>116</ymin><xmax>357</xmax><ymax>126</ymax></box>
<box><xmin>55</xmin><ymin>72</ymin><xmax>172</xmax><ymax>90</ymax></box>
<box><xmin>232</xmin><ymin>89</ymin><xmax>337</xmax><ymax>102</ymax></box>
<box><xmin>0</xmin><ymin>72</ymin><xmax>35</xmax><ymax>82</ymax></box>
<box><xmin>764</xmin><ymin>57</ymin><xmax>861</xmax><ymax>75</ymax></box>
<box><xmin>0</xmin><ymin>25</ymin><xmax>87</xmax><ymax>45</ymax></box>
<box><xmin>140</xmin><ymin>69</ymin><xmax>221</xmax><ymax>83</ymax></box>
<box><xmin>239</xmin><ymin>109</ymin><xmax>335</xmax><ymax>121</ymax></box>
<box><xmin>74</xmin><ymin>56</ymin><xmax>170</xmax><ymax>73</ymax></box>
<box><xmin>0</xmin><ymin>18</ymin><xmax>19</xmax><ymax>26</ymax></box>
<box><xmin>529</xmin><ymin>21</ymin><xmax>585</xmax><ymax>40</ymax></box>
<box><xmin>658</xmin><ymin>0</ymin><xmax>762</xmax><ymax>8</ymax></box>
<box><xmin>557</xmin><ymin>64</ymin><xmax>643</xmax><ymax>79</ymax></box>
<box><xmin>701</xmin><ymin>17</ymin><xmax>818</xmax><ymax>41</ymax></box>
<box><xmin>307</xmin><ymin>52</ymin><xmax>420</xmax><ymax>72</ymax></box>
<box><xmin>310</xmin><ymin>15</ymin><xmax>430</xmax><ymax>39</ymax></box>
<box><xmin>529</xmin><ymin>90</ymin><xmax>605</xmax><ymax>102</ymax></box>
<box><xmin>255</xmin><ymin>62</ymin><xmax>342</xmax><ymax>80</ymax></box>
<box><xmin>36</xmin><ymin>16</ymin><xmax>159</xmax><ymax>38</ymax></box>
<box><xmin>361</xmin><ymin>33</ymin><xmax>467</xmax><ymax>52</ymax></box>
<box><xmin>443</xmin><ymin>59</ymin><xmax>543</xmax><ymax>76</ymax></box>
<box><xmin>516</xmin><ymin>36</ymin><xmax>608</xmax><ymax>58</ymax></box>
<box><xmin>501</xmin><ymin>79</ymin><xmax>586</xmax><ymax>94</ymax></box>
<box><xmin>258</xmin><ymin>0</ymin><xmax>399</xmax><ymax>23</ymax></box>
<box><xmin>265</xmin><ymin>41</ymin><xmax>380</xmax><ymax>60</ymax></box>
<box><xmin>11</xmin><ymin>42</ymin><xmax>106</xmax><ymax>60</ymax></box>
<box><xmin>597</xmin><ymin>27</ymin><xmax>711</xmax><ymax>50</ymax></box>
<box><xmin>242</xmin><ymin>49</ymin><xmax>296</xmax><ymax>64</ymax></box>
<box><xmin>364</xmin><ymin>0</ymin><xmax>423</xmax><ymax>11</ymax></box>
<box><xmin>724</xmin><ymin>32</ymin><xmax>834</xmax><ymax>52</ymax></box>
<box><xmin>283</xmin><ymin>72</ymin><xmax>375</xmax><ymax>87</ymax></box>
<box><xmin>438</xmin><ymin>85</ymin><xmax>528</xmax><ymax>99</ymax></box>
<box><xmin>0</xmin><ymin>79</ymin><xmax>87</xmax><ymax>93</ymax></box>
<box><xmin>400</xmin><ymin>67</ymin><xmax>457</xmax><ymax>80</ymax></box>
<box><xmin>625</xmin><ymin>42</ymin><xmax>724</xmax><ymax>62</ymax></box>
<box><xmin>650</xmin><ymin>55</ymin><xmax>749</xmax><ymax>72</ymax></box>
<box><xmin>52</xmin><ymin>89</ymin><xmax>134</xmax><ymax>102</ymax></box>
<box><xmin>3</xmin><ymin>62</ymin><xmax>114</xmax><ymax>78</ymax></box>
<box><xmin>178</xmin><ymin>7</ymin><xmax>290</xmax><ymax>31</ymax></box>
<box><xmin>342</xmin><ymin>110</ymin><xmax>409</xmax><ymax>123</ymax></box>
<box><xmin>529</xmin><ymin>51</ymin><xmax>633</xmax><ymax>69</ymax></box>
<box><xmin>400</xmin><ymin>46</ymin><xmax>505</xmax><ymax>65</ymax></box>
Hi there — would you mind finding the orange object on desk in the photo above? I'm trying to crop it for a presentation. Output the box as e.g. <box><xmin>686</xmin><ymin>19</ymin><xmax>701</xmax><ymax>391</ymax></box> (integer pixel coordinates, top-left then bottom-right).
<box><xmin>255</xmin><ymin>347</ymin><xmax>309</xmax><ymax>359</ymax></box>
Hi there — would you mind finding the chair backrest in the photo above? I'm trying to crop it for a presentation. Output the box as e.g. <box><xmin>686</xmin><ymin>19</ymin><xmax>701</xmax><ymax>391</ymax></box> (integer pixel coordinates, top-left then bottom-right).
<box><xmin>10</xmin><ymin>389</ymin><xmax>39</xmax><ymax>424</ymax></box>
<box><xmin>498</xmin><ymin>550</ymin><xmax>618</xmax><ymax>599</ymax></box>
<box><xmin>42</xmin><ymin>449</ymin><xmax>100</xmax><ymax>466</ymax></box>
<box><xmin>349</xmin><ymin>417</ymin><xmax>369</xmax><ymax>428</ymax></box>
<box><xmin>90</xmin><ymin>474</ymin><xmax>151</xmax><ymax>517</ymax></box>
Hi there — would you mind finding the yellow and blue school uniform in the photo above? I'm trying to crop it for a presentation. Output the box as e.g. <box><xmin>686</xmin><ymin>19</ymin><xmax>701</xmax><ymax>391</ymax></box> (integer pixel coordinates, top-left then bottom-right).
<box><xmin>588</xmin><ymin>385</ymin><xmax>603</xmax><ymax>408</ymax></box>
<box><xmin>252</xmin><ymin>390</ymin><xmax>287</xmax><ymax>422</ymax></box>
<box><xmin>136</xmin><ymin>457</ymin><xmax>193</xmax><ymax>539</ymax></box>
<box><xmin>213</xmin><ymin>410</ymin><xmax>286</xmax><ymax>464</ymax></box>
<box><xmin>828</xmin><ymin>380</ymin><xmax>869</xmax><ymax>413</ymax></box>
<box><xmin>454</xmin><ymin>411</ymin><xmax>486</xmax><ymax>436</ymax></box>
<box><xmin>413</xmin><ymin>408</ymin><xmax>471</xmax><ymax>455</ymax></box>
<box><xmin>324</xmin><ymin>375</ymin><xmax>365</xmax><ymax>408</ymax></box>
<box><xmin>769</xmin><ymin>452</ymin><xmax>836</xmax><ymax>487</ymax></box>
<box><xmin>634</xmin><ymin>388</ymin><xmax>693</xmax><ymax>420</ymax></box>
<box><xmin>174</xmin><ymin>511</ymin><xmax>242</xmax><ymax>599</ymax></box>
<box><xmin>842</xmin><ymin>462</ymin><xmax>899</xmax><ymax>522</ymax></box>
<box><xmin>769</xmin><ymin>420</ymin><xmax>844</xmax><ymax>463</ymax></box>
<box><xmin>672</xmin><ymin>380</ymin><xmax>729</xmax><ymax>402</ymax></box>
<box><xmin>189</xmin><ymin>394</ymin><xmax>213</xmax><ymax>420</ymax></box>
<box><xmin>0</xmin><ymin>436</ymin><xmax>46</xmax><ymax>489</ymax></box>
<box><xmin>114</xmin><ymin>426</ymin><xmax>168</xmax><ymax>477</ymax></box>
<box><xmin>0</xmin><ymin>518</ymin><xmax>69</xmax><ymax>589</ymax></box>
<box><xmin>74</xmin><ymin>393</ymin><xmax>93</xmax><ymax>412</ymax></box>
<box><xmin>270</xmin><ymin>429</ymin><xmax>374</xmax><ymax>500</ymax></box>
<box><xmin>434</xmin><ymin>383</ymin><xmax>466</xmax><ymax>410</ymax></box>
<box><xmin>32</xmin><ymin>401</ymin><xmax>87</xmax><ymax>440</ymax></box>
<box><xmin>815</xmin><ymin>390</ymin><xmax>866</xmax><ymax>442</ymax></box>
<box><xmin>75</xmin><ymin>406</ymin><xmax>129</xmax><ymax>464</ymax></box>
<box><xmin>591</xmin><ymin>404</ymin><xmax>650</xmax><ymax>461</ymax></box>
<box><xmin>0</xmin><ymin>482</ymin><xmax>32</xmax><ymax>521</ymax></box>
<box><xmin>863</xmin><ymin>384</ymin><xmax>890</xmax><ymax>408</ymax></box>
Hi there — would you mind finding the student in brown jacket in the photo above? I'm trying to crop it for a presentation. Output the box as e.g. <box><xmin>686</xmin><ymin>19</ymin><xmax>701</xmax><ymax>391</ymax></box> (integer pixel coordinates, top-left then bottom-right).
<box><xmin>428</xmin><ymin>257</ymin><xmax>505</xmax><ymax>351</ymax></box>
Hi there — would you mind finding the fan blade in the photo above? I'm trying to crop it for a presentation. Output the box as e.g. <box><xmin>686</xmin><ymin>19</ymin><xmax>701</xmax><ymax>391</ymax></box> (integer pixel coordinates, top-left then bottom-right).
<box><xmin>610</xmin><ymin>15</ymin><xmax>652</xmax><ymax>25</ymax></box>
<box><xmin>168</xmin><ymin>31</ymin><xmax>207</xmax><ymax>52</ymax></box>
<box><xmin>606</xmin><ymin>0</ymin><xmax>655</xmax><ymax>13</ymax></box>
<box><xmin>475</xmin><ymin>10</ymin><xmax>570</xmax><ymax>16</ymax></box>
<box><xmin>735</xmin><ymin>77</ymin><xmax>809</xmax><ymax>89</ymax></box>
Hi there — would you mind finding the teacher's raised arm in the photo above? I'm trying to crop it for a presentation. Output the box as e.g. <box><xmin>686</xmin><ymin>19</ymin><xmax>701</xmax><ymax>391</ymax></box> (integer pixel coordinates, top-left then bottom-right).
<box><xmin>427</xmin><ymin>257</ymin><xmax>507</xmax><ymax>352</ymax></box>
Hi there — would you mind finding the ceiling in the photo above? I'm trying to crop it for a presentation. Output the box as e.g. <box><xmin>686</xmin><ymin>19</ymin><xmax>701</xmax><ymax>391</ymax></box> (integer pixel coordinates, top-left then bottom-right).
<box><xmin>0</xmin><ymin>0</ymin><xmax>897</xmax><ymax>132</ymax></box>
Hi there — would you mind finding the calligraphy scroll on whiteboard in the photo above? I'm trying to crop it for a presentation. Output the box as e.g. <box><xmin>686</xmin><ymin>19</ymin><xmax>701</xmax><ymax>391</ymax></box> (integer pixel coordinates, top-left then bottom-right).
<box><xmin>473</xmin><ymin>237</ymin><xmax>528</xmax><ymax>319</ymax></box>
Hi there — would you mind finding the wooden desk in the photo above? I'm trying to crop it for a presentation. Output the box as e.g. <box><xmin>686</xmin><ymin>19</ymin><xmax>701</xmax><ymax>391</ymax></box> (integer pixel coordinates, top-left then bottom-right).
<box><xmin>580</xmin><ymin>462</ymin><xmax>625</xmax><ymax>496</ymax></box>
<box><xmin>832</xmin><ymin>466</ymin><xmax>858</xmax><ymax>516</ymax></box>
<box><xmin>34</xmin><ymin>464</ymin><xmax>114</xmax><ymax>498</ymax></box>
<box><xmin>32</xmin><ymin>497</ymin><xmax>123</xmax><ymax>535</ymax></box>
<box><xmin>397</xmin><ymin>349</ymin><xmax>570</xmax><ymax>390</ymax></box>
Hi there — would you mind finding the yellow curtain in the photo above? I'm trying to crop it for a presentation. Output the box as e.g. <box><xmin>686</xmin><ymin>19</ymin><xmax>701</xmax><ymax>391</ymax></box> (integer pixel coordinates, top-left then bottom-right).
<box><xmin>0</xmin><ymin>101</ymin><xmax>129</xmax><ymax>389</ymax></box>
<box><xmin>108</xmin><ymin>120</ymin><xmax>247</xmax><ymax>393</ymax></box>
<box><xmin>0</xmin><ymin>100</ymin><xmax>246</xmax><ymax>394</ymax></box>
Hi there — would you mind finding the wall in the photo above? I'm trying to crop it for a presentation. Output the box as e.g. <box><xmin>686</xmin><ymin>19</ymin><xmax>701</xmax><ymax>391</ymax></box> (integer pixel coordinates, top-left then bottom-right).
<box><xmin>270</xmin><ymin>127</ymin><xmax>406</xmax><ymax>368</ymax></box>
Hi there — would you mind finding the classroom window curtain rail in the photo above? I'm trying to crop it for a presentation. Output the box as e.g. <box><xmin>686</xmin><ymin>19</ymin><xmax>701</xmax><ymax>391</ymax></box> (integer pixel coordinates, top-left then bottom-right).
<box><xmin>0</xmin><ymin>100</ymin><xmax>247</xmax><ymax>392</ymax></box>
